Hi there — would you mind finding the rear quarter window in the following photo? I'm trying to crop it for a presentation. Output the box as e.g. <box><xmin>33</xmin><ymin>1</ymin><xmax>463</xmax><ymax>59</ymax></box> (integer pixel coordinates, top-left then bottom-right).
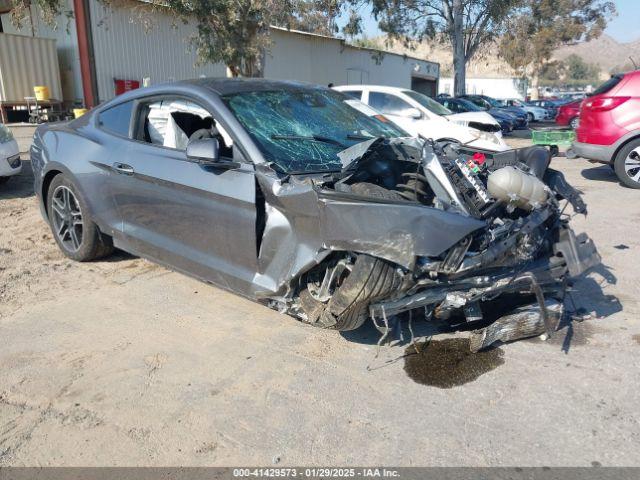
<box><xmin>98</xmin><ymin>101</ymin><xmax>134</xmax><ymax>137</ymax></box>
<box><xmin>592</xmin><ymin>75</ymin><xmax>623</xmax><ymax>96</ymax></box>
<box><xmin>341</xmin><ymin>90</ymin><xmax>363</xmax><ymax>100</ymax></box>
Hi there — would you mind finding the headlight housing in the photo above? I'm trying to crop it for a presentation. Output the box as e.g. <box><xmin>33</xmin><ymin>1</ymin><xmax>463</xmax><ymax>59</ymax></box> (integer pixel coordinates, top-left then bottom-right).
<box><xmin>0</xmin><ymin>124</ymin><xmax>14</xmax><ymax>144</ymax></box>
<box><xmin>477</xmin><ymin>131</ymin><xmax>502</xmax><ymax>145</ymax></box>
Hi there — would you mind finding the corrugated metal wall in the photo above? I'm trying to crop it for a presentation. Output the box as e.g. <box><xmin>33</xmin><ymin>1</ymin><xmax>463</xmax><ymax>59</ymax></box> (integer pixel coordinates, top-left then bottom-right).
<box><xmin>1</xmin><ymin>0</ymin><xmax>83</xmax><ymax>102</ymax></box>
<box><xmin>1</xmin><ymin>3</ymin><xmax>439</xmax><ymax>105</ymax></box>
<box><xmin>0</xmin><ymin>33</ymin><xmax>62</xmax><ymax>102</ymax></box>
<box><xmin>89</xmin><ymin>0</ymin><xmax>227</xmax><ymax>103</ymax></box>
<box><xmin>264</xmin><ymin>29</ymin><xmax>439</xmax><ymax>89</ymax></box>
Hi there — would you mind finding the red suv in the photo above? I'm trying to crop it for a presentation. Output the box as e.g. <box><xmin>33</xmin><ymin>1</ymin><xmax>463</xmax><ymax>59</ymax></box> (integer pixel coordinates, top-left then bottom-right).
<box><xmin>555</xmin><ymin>100</ymin><xmax>582</xmax><ymax>128</ymax></box>
<box><xmin>572</xmin><ymin>70</ymin><xmax>640</xmax><ymax>188</ymax></box>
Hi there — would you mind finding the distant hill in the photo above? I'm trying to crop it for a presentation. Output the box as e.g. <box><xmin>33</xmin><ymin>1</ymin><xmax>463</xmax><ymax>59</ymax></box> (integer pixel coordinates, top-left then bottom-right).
<box><xmin>554</xmin><ymin>34</ymin><xmax>640</xmax><ymax>74</ymax></box>
<box><xmin>361</xmin><ymin>36</ymin><xmax>515</xmax><ymax>78</ymax></box>
<box><xmin>359</xmin><ymin>33</ymin><xmax>640</xmax><ymax>78</ymax></box>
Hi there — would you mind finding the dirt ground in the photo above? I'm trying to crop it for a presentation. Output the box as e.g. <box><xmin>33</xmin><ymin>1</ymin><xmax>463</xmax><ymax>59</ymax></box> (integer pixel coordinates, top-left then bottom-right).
<box><xmin>1</xmin><ymin>131</ymin><xmax>639</xmax><ymax>466</ymax></box>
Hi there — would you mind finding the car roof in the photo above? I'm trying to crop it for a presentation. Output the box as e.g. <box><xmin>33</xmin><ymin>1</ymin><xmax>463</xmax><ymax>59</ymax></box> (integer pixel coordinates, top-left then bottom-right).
<box><xmin>94</xmin><ymin>77</ymin><xmax>342</xmax><ymax>115</ymax></box>
<box><xmin>109</xmin><ymin>78</ymin><xmax>330</xmax><ymax>105</ymax></box>
<box><xmin>334</xmin><ymin>85</ymin><xmax>408</xmax><ymax>93</ymax></box>
<box><xmin>182</xmin><ymin>77</ymin><xmax>324</xmax><ymax>95</ymax></box>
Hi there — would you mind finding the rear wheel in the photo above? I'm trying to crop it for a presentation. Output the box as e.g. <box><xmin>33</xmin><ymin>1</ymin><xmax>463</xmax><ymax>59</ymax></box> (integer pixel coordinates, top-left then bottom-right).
<box><xmin>298</xmin><ymin>183</ymin><xmax>405</xmax><ymax>331</ymax></box>
<box><xmin>0</xmin><ymin>176</ymin><xmax>10</xmax><ymax>185</ymax></box>
<box><xmin>614</xmin><ymin>140</ymin><xmax>640</xmax><ymax>189</ymax></box>
<box><xmin>47</xmin><ymin>174</ymin><xmax>114</xmax><ymax>261</ymax></box>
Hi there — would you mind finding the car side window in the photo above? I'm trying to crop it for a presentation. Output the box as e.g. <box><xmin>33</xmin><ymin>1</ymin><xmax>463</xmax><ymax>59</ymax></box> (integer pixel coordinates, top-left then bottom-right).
<box><xmin>368</xmin><ymin>92</ymin><xmax>413</xmax><ymax>116</ymax></box>
<box><xmin>98</xmin><ymin>101</ymin><xmax>134</xmax><ymax>137</ymax></box>
<box><xmin>342</xmin><ymin>90</ymin><xmax>363</xmax><ymax>100</ymax></box>
<box><xmin>467</xmin><ymin>97</ymin><xmax>484</xmax><ymax>108</ymax></box>
<box><xmin>443</xmin><ymin>100</ymin><xmax>460</xmax><ymax>112</ymax></box>
<box><xmin>135</xmin><ymin>97</ymin><xmax>234</xmax><ymax>159</ymax></box>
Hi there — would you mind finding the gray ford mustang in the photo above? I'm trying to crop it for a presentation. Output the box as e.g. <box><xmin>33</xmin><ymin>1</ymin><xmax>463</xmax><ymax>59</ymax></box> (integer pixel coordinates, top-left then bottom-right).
<box><xmin>31</xmin><ymin>79</ymin><xmax>600</xmax><ymax>351</ymax></box>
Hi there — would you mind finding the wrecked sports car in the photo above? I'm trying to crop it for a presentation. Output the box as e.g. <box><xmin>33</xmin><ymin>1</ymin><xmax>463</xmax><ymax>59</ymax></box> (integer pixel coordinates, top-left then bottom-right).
<box><xmin>31</xmin><ymin>79</ymin><xmax>600</xmax><ymax>350</ymax></box>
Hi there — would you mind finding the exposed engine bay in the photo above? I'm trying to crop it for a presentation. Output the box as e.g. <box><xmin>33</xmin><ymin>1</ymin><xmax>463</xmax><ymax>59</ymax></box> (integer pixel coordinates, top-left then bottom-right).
<box><xmin>270</xmin><ymin>138</ymin><xmax>600</xmax><ymax>351</ymax></box>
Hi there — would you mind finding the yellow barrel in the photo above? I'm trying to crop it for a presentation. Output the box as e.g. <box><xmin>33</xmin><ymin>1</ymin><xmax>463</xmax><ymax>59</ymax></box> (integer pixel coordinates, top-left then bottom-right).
<box><xmin>73</xmin><ymin>108</ymin><xmax>88</xmax><ymax>118</ymax></box>
<box><xmin>34</xmin><ymin>86</ymin><xmax>50</xmax><ymax>101</ymax></box>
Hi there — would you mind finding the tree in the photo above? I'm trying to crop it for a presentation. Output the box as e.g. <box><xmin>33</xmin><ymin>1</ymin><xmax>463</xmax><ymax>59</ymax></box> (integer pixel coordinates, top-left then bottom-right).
<box><xmin>564</xmin><ymin>54</ymin><xmax>601</xmax><ymax>85</ymax></box>
<box><xmin>156</xmin><ymin>0</ymin><xmax>298</xmax><ymax>77</ymax></box>
<box><xmin>7</xmin><ymin>0</ymin><xmax>72</xmax><ymax>30</ymax></box>
<box><xmin>539</xmin><ymin>56</ymin><xmax>601</xmax><ymax>88</ymax></box>
<box><xmin>288</xmin><ymin>0</ymin><xmax>345</xmax><ymax>36</ymax></box>
<box><xmin>6</xmin><ymin>0</ymin><xmax>348</xmax><ymax>77</ymax></box>
<box><xmin>367</xmin><ymin>0</ymin><xmax>519</xmax><ymax>95</ymax></box>
<box><xmin>500</xmin><ymin>0</ymin><xmax>616</xmax><ymax>99</ymax></box>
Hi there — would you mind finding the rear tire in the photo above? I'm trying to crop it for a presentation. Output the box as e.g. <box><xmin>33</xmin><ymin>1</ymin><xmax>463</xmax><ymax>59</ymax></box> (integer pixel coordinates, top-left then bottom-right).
<box><xmin>0</xmin><ymin>176</ymin><xmax>10</xmax><ymax>185</ymax></box>
<box><xmin>613</xmin><ymin>139</ymin><xmax>640</xmax><ymax>189</ymax></box>
<box><xmin>47</xmin><ymin>174</ymin><xmax>114</xmax><ymax>261</ymax></box>
<box><xmin>299</xmin><ymin>182</ymin><xmax>405</xmax><ymax>331</ymax></box>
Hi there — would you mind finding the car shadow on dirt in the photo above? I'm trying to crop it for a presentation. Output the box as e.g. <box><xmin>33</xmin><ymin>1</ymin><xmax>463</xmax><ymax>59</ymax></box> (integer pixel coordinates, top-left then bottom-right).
<box><xmin>581</xmin><ymin>165</ymin><xmax>619</xmax><ymax>184</ymax></box>
<box><xmin>0</xmin><ymin>160</ymin><xmax>35</xmax><ymax>200</ymax></box>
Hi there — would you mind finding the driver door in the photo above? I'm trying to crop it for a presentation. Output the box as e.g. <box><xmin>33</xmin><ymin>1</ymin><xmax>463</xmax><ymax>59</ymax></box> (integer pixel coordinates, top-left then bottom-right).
<box><xmin>111</xmin><ymin>95</ymin><xmax>259</xmax><ymax>296</ymax></box>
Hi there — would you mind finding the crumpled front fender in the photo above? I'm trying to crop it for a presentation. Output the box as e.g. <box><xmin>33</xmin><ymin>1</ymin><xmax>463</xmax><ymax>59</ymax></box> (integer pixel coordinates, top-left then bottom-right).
<box><xmin>318</xmin><ymin>194</ymin><xmax>487</xmax><ymax>269</ymax></box>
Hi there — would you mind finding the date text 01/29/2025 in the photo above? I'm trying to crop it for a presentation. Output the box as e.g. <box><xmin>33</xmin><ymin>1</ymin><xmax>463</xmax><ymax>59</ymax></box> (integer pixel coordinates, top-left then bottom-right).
<box><xmin>232</xmin><ymin>468</ymin><xmax>400</xmax><ymax>478</ymax></box>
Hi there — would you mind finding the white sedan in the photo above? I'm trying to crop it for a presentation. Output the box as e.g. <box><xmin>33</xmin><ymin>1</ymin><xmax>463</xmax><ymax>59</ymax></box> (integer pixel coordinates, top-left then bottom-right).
<box><xmin>0</xmin><ymin>123</ymin><xmax>21</xmax><ymax>184</ymax></box>
<box><xmin>334</xmin><ymin>85</ymin><xmax>508</xmax><ymax>151</ymax></box>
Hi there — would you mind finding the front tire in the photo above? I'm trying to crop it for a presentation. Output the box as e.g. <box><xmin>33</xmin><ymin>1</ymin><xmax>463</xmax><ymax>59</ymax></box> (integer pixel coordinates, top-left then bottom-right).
<box><xmin>299</xmin><ymin>182</ymin><xmax>405</xmax><ymax>331</ymax></box>
<box><xmin>527</xmin><ymin>112</ymin><xmax>534</xmax><ymax>123</ymax></box>
<box><xmin>47</xmin><ymin>174</ymin><xmax>114</xmax><ymax>261</ymax></box>
<box><xmin>613</xmin><ymin>140</ymin><xmax>640</xmax><ymax>189</ymax></box>
<box><xmin>300</xmin><ymin>254</ymin><xmax>403</xmax><ymax>331</ymax></box>
<box><xmin>570</xmin><ymin>117</ymin><xmax>579</xmax><ymax>130</ymax></box>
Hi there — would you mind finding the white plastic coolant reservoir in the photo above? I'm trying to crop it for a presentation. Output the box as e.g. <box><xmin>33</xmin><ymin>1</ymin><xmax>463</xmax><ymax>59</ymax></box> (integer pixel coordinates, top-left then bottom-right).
<box><xmin>487</xmin><ymin>166</ymin><xmax>548</xmax><ymax>210</ymax></box>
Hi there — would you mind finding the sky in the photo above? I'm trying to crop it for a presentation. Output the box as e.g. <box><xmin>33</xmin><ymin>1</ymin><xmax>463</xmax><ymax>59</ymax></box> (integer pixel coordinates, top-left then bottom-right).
<box><xmin>604</xmin><ymin>0</ymin><xmax>638</xmax><ymax>43</ymax></box>
<box><xmin>342</xmin><ymin>0</ymin><xmax>639</xmax><ymax>44</ymax></box>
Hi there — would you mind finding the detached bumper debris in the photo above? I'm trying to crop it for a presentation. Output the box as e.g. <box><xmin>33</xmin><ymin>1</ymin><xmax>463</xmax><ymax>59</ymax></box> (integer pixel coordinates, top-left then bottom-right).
<box><xmin>469</xmin><ymin>299</ymin><xmax>564</xmax><ymax>353</ymax></box>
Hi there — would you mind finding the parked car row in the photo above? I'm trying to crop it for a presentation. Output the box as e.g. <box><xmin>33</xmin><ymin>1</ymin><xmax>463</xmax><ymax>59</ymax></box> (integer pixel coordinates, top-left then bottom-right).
<box><xmin>502</xmin><ymin>98</ymin><xmax>549</xmax><ymax>122</ymax></box>
<box><xmin>438</xmin><ymin>93</ymin><xmax>542</xmax><ymax>132</ymax></box>
<box><xmin>334</xmin><ymin>85</ymin><xmax>508</xmax><ymax>151</ymax></box>
<box><xmin>435</xmin><ymin>97</ymin><xmax>517</xmax><ymax>135</ymax></box>
<box><xmin>555</xmin><ymin>100</ymin><xmax>582</xmax><ymax>129</ymax></box>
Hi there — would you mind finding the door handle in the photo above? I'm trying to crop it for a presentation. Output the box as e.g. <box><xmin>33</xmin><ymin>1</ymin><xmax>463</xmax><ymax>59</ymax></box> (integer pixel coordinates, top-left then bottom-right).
<box><xmin>112</xmin><ymin>162</ymin><xmax>134</xmax><ymax>175</ymax></box>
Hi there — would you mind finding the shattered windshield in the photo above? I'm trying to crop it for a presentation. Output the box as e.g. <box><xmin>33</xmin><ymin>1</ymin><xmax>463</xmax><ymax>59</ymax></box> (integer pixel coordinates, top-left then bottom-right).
<box><xmin>223</xmin><ymin>89</ymin><xmax>405</xmax><ymax>173</ymax></box>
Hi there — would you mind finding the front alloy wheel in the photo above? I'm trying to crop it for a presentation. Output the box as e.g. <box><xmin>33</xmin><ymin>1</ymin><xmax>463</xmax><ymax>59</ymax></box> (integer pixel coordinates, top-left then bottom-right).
<box><xmin>46</xmin><ymin>174</ymin><xmax>114</xmax><ymax>261</ymax></box>
<box><xmin>51</xmin><ymin>185</ymin><xmax>84</xmax><ymax>252</ymax></box>
<box><xmin>614</xmin><ymin>142</ymin><xmax>640</xmax><ymax>189</ymax></box>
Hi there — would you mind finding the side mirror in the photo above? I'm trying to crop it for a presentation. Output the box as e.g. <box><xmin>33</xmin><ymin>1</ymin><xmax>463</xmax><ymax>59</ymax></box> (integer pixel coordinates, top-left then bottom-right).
<box><xmin>187</xmin><ymin>137</ymin><xmax>220</xmax><ymax>163</ymax></box>
<box><xmin>404</xmin><ymin>107</ymin><xmax>423</xmax><ymax>119</ymax></box>
<box><xmin>186</xmin><ymin>137</ymin><xmax>240</xmax><ymax>170</ymax></box>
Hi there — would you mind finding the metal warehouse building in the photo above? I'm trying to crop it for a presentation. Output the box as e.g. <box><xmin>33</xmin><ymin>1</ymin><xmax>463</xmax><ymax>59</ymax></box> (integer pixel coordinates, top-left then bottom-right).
<box><xmin>0</xmin><ymin>0</ymin><xmax>439</xmax><ymax>108</ymax></box>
